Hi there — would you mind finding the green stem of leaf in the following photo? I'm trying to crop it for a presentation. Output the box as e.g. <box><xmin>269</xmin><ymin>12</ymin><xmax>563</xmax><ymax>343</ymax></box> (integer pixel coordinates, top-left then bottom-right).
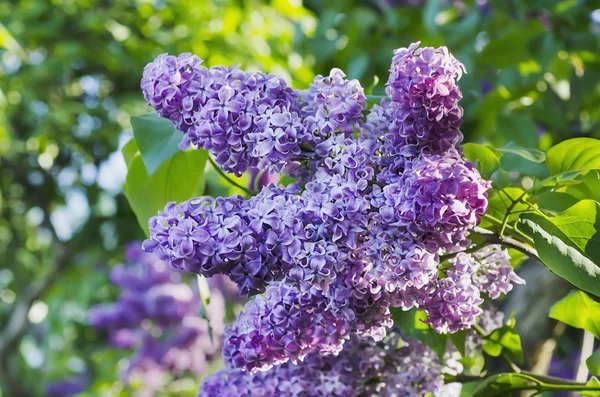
<box><xmin>439</xmin><ymin>241</ymin><xmax>492</xmax><ymax>263</ymax></box>
<box><xmin>472</xmin><ymin>227</ymin><xmax>541</xmax><ymax>263</ymax></box>
<box><xmin>207</xmin><ymin>156</ymin><xmax>255</xmax><ymax>197</ymax></box>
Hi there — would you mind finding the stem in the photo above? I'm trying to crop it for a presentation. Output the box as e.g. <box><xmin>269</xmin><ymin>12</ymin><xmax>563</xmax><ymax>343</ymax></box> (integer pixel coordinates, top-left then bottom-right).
<box><xmin>499</xmin><ymin>190</ymin><xmax>528</xmax><ymax>237</ymax></box>
<box><xmin>207</xmin><ymin>156</ymin><xmax>255</xmax><ymax>196</ymax></box>
<box><xmin>472</xmin><ymin>226</ymin><xmax>541</xmax><ymax>263</ymax></box>
<box><xmin>366</xmin><ymin>95</ymin><xmax>386</xmax><ymax>105</ymax></box>
<box><xmin>439</xmin><ymin>241</ymin><xmax>492</xmax><ymax>262</ymax></box>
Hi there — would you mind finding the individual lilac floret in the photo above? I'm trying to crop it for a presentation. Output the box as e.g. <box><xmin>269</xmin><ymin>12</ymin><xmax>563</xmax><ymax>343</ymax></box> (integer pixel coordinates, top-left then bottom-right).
<box><xmin>89</xmin><ymin>243</ymin><xmax>224</xmax><ymax>390</ymax></box>
<box><xmin>379</xmin><ymin>149</ymin><xmax>490</xmax><ymax>252</ymax></box>
<box><xmin>200</xmin><ymin>331</ymin><xmax>454</xmax><ymax>397</ymax></box>
<box><xmin>471</xmin><ymin>245</ymin><xmax>525</xmax><ymax>299</ymax></box>
<box><xmin>298</xmin><ymin>68</ymin><xmax>367</xmax><ymax>156</ymax></box>
<box><xmin>141</xmin><ymin>53</ymin><xmax>304</xmax><ymax>176</ymax></box>
<box><xmin>386</xmin><ymin>42</ymin><xmax>466</xmax><ymax>156</ymax></box>
<box><xmin>424</xmin><ymin>253</ymin><xmax>484</xmax><ymax>333</ymax></box>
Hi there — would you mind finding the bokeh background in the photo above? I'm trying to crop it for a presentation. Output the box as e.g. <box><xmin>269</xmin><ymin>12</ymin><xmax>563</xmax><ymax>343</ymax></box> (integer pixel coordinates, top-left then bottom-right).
<box><xmin>1</xmin><ymin>0</ymin><xmax>600</xmax><ymax>395</ymax></box>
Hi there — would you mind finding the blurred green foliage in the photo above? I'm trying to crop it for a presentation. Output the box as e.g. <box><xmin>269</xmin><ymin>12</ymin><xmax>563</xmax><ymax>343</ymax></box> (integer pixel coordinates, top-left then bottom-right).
<box><xmin>0</xmin><ymin>0</ymin><xmax>599</xmax><ymax>395</ymax></box>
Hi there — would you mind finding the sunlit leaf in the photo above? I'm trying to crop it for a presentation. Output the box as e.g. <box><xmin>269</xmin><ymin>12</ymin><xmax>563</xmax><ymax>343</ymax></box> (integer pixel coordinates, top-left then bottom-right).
<box><xmin>546</xmin><ymin>138</ymin><xmax>600</xmax><ymax>176</ymax></box>
<box><xmin>521</xmin><ymin>200</ymin><xmax>600</xmax><ymax>296</ymax></box>
<box><xmin>463</xmin><ymin>143</ymin><xmax>500</xmax><ymax>179</ymax></box>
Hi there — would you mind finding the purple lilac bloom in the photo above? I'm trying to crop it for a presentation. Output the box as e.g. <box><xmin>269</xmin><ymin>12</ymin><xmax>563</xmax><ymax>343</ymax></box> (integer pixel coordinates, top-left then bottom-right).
<box><xmin>423</xmin><ymin>253</ymin><xmax>484</xmax><ymax>334</ymax></box>
<box><xmin>90</xmin><ymin>243</ymin><xmax>224</xmax><ymax>390</ymax></box>
<box><xmin>138</xmin><ymin>44</ymin><xmax>525</xmax><ymax>381</ymax></box>
<box><xmin>298</xmin><ymin>68</ymin><xmax>367</xmax><ymax>157</ymax></box>
<box><xmin>376</xmin><ymin>149</ymin><xmax>490</xmax><ymax>252</ymax></box>
<box><xmin>465</xmin><ymin>307</ymin><xmax>505</xmax><ymax>356</ymax></box>
<box><xmin>222</xmin><ymin>257</ymin><xmax>393</xmax><ymax>373</ymax></box>
<box><xmin>200</xmin><ymin>330</ymin><xmax>455</xmax><ymax>397</ymax></box>
<box><xmin>143</xmin><ymin>185</ymin><xmax>304</xmax><ymax>296</ymax></box>
<box><xmin>141</xmin><ymin>53</ymin><xmax>304</xmax><ymax>176</ymax></box>
<box><xmin>386</xmin><ymin>42</ymin><xmax>466</xmax><ymax>157</ymax></box>
<box><xmin>471</xmin><ymin>245</ymin><xmax>525</xmax><ymax>299</ymax></box>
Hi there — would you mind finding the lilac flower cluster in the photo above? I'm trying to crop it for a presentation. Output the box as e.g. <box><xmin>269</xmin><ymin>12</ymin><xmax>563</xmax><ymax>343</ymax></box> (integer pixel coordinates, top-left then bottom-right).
<box><xmin>142</xmin><ymin>54</ymin><xmax>366</xmax><ymax>176</ymax></box>
<box><xmin>140</xmin><ymin>43</ymin><xmax>525</xmax><ymax>379</ymax></box>
<box><xmin>89</xmin><ymin>243</ymin><xmax>229</xmax><ymax>391</ymax></box>
<box><xmin>199</xmin><ymin>330</ymin><xmax>456</xmax><ymax>397</ymax></box>
<box><xmin>385</xmin><ymin>41</ymin><xmax>465</xmax><ymax>157</ymax></box>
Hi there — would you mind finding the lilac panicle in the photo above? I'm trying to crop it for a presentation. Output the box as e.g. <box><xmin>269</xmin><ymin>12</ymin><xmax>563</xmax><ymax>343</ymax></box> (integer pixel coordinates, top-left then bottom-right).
<box><xmin>137</xmin><ymin>43</ymin><xmax>526</xmax><ymax>384</ymax></box>
<box><xmin>200</xmin><ymin>330</ymin><xmax>454</xmax><ymax>397</ymax></box>
<box><xmin>386</xmin><ymin>42</ymin><xmax>466</xmax><ymax>157</ymax></box>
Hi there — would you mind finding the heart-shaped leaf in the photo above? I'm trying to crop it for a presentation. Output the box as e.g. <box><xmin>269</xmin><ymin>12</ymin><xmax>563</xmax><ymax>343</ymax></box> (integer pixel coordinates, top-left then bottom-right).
<box><xmin>130</xmin><ymin>113</ymin><xmax>184</xmax><ymax>176</ymax></box>
<box><xmin>123</xmin><ymin>149</ymin><xmax>208</xmax><ymax>234</ymax></box>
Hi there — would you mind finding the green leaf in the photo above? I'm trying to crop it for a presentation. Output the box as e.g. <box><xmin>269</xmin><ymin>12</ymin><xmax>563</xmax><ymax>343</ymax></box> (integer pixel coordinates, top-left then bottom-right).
<box><xmin>546</xmin><ymin>138</ymin><xmax>600</xmax><ymax>176</ymax></box>
<box><xmin>482</xmin><ymin>325</ymin><xmax>524</xmax><ymax>364</ymax></box>
<box><xmin>473</xmin><ymin>373</ymin><xmax>539</xmax><ymax>397</ymax></box>
<box><xmin>123</xmin><ymin>149</ymin><xmax>208</xmax><ymax>234</ymax></box>
<box><xmin>564</xmin><ymin>179</ymin><xmax>600</xmax><ymax>203</ymax></box>
<box><xmin>499</xmin><ymin>153</ymin><xmax>550</xmax><ymax>178</ymax></box>
<box><xmin>130</xmin><ymin>113</ymin><xmax>184</xmax><ymax>176</ymax></box>
<box><xmin>582</xmin><ymin>377</ymin><xmax>600</xmax><ymax>396</ymax></box>
<box><xmin>122</xmin><ymin>138</ymin><xmax>139</xmax><ymax>168</ymax></box>
<box><xmin>459</xmin><ymin>381</ymin><xmax>481</xmax><ymax>397</ymax></box>
<box><xmin>391</xmin><ymin>308</ymin><xmax>447</xmax><ymax>360</ymax></box>
<box><xmin>463</xmin><ymin>143</ymin><xmax>500</xmax><ymax>179</ymax></box>
<box><xmin>495</xmin><ymin>142</ymin><xmax>546</xmax><ymax>163</ymax></box>
<box><xmin>448</xmin><ymin>329</ymin><xmax>468</xmax><ymax>357</ymax></box>
<box><xmin>481</xmin><ymin>187</ymin><xmax>530</xmax><ymax>229</ymax></box>
<box><xmin>537</xmin><ymin>191</ymin><xmax>579</xmax><ymax>213</ymax></box>
<box><xmin>520</xmin><ymin>201</ymin><xmax>600</xmax><ymax>296</ymax></box>
<box><xmin>549</xmin><ymin>291</ymin><xmax>600</xmax><ymax>339</ymax></box>
<box><xmin>588</xmin><ymin>350</ymin><xmax>600</xmax><ymax>376</ymax></box>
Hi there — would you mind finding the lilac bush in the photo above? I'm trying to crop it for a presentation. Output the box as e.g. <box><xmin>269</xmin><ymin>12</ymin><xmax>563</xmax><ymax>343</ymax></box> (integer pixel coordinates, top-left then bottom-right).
<box><xmin>90</xmin><ymin>243</ymin><xmax>230</xmax><ymax>393</ymax></box>
<box><xmin>139</xmin><ymin>42</ymin><xmax>526</xmax><ymax>389</ymax></box>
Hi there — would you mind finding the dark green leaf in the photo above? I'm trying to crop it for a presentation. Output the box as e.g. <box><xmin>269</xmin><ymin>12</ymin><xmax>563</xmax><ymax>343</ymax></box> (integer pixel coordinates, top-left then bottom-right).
<box><xmin>130</xmin><ymin>113</ymin><xmax>184</xmax><ymax>176</ymax></box>
<box><xmin>448</xmin><ymin>329</ymin><xmax>468</xmax><ymax>357</ymax></box>
<box><xmin>123</xmin><ymin>149</ymin><xmax>208</xmax><ymax>234</ymax></box>
<box><xmin>537</xmin><ymin>191</ymin><xmax>579</xmax><ymax>213</ymax></box>
<box><xmin>521</xmin><ymin>201</ymin><xmax>600</xmax><ymax>296</ymax></box>
<box><xmin>588</xmin><ymin>349</ymin><xmax>600</xmax><ymax>376</ymax></box>
<box><xmin>391</xmin><ymin>308</ymin><xmax>447</xmax><ymax>360</ymax></box>
<box><xmin>483</xmin><ymin>325</ymin><xmax>524</xmax><ymax>364</ymax></box>
<box><xmin>549</xmin><ymin>291</ymin><xmax>600</xmax><ymax>339</ymax></box>
<box><xmin>546</xmin><ymin>138</ymin><xmax>600</xmax><ymax>176</ymax></box>
<box><xmin>463</xmin><ymin>143</ymin><xmax>500</xmax><ymax>178</ymax></box>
